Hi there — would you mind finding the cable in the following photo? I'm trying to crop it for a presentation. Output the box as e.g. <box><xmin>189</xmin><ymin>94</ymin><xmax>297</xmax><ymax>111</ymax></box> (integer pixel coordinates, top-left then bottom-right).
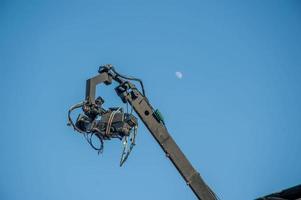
<box><xmin>100</xmin><ymin>65</ymin><xmax>146</xmax><ymax>96</ymax></box>
<box><xmin>68</xmin><ymin>101</ymin><xmax>104</xmax><ymax>153</ymax></box>
<box><xmin>112</xmin><ymin>67</ymin><xmax>145</xmax><ymax>96</ymax></box>
<box><xmin>105</xmin><ymin>107</ymin><xmax>122</xmax><ymax>137</ymax></box>
<box><xmin>67</xmin><ymin>101</ymin><xmax>85</xmax><ymax>133</ymax></box>
<box><xmin>88</xmin><ymin>133</ymin><xmax>104</xmax><ymax>154</ymax></box>
<box><xmin>120</xmin><ymin>125</ymin><xmax>137</xmax><ymax>166</ymax></box>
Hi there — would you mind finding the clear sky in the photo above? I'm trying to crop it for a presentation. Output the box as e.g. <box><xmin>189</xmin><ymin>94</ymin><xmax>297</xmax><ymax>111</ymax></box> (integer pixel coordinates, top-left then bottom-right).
<box><xmin>1</xmin><ymin>1</ymin><xmax>301</xmax><ymax>200</ymax></box>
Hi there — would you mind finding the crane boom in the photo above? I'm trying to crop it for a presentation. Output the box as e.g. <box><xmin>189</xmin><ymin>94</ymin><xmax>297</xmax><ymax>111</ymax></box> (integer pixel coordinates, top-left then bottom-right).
<box><xmin>116</xmin><ymin>83</ymin><xmax>216</xmax><ymax>200</ymax></box>
<box><xmin>83</xmin><ymin>66</ymin><xmax>217</xmax><ymax>200</ymax></box>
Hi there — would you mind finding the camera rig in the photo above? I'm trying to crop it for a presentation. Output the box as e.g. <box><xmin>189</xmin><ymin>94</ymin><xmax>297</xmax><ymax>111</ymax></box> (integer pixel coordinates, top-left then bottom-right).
<box><xmin>67</xmin><ymin>65</ymin><xmax>217</xmax><ymax>200</ymax></box>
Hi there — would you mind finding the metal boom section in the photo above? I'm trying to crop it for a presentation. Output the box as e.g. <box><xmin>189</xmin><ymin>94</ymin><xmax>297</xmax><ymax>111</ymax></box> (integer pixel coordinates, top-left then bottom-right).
<box><xmin>83</xmin><ymin>66</ymin><xmax>217</xmax><ymax>200</ymax></box>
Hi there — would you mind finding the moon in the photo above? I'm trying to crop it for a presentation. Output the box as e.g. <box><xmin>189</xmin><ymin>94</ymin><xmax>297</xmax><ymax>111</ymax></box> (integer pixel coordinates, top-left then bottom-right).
<box><xmin>175</xmin><ymin>71</ymin><xmax>183</xmax><ymax>79</ymax></box>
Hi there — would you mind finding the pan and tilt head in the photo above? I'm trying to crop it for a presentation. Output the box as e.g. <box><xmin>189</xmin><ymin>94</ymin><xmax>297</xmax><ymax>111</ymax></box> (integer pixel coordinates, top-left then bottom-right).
<box><xmin>67</xmin><ymin>65</ymin><xmax>140</xmax><ymax>166</ymax></box>
<box><xmin>76</xmin><ymin>96</ymin><xmax>138</xmax><ymax>139</ymax></box>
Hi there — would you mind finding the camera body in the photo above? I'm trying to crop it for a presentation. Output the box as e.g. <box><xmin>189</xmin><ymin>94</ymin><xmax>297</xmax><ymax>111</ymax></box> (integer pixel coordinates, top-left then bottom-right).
<box><xmin>75</xmin><ymin>97</ymin><xmax>138</xmax><ymax>140</ymax></box>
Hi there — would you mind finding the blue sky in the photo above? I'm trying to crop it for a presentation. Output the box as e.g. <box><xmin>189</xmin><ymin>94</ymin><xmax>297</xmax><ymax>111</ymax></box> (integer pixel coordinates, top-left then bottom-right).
<box><xmin>1</xmin><ymin>1</ymin><xmax>301</xmax><ymax>199</ymax></box>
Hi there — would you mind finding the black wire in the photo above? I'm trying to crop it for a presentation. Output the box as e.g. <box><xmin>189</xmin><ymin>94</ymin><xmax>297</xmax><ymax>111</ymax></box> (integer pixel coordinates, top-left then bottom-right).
<box><xmin>88</xmin><ymin>133</ymin><xmax>104</xmax><ymax>154</ymax></box>
<box><xmin>68</xmin><ymin>101</ymin><xmax>104</xmax><ymax>153</ymax></box>
<box><xmin>110</xmin><ymin>66</ymin><xmax>146</xmax><ymax>96</ymax></box>
<box><xmin>67</xmin><ymin>101</ymin><xmax>85</xmax><ymax>133</ymax></box>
